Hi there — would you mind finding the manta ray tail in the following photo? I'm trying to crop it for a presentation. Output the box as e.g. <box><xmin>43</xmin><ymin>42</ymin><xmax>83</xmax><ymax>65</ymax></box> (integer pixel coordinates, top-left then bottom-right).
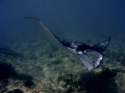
<box><xmin>24</xmin><ymin>17</ymin><xmax>71</xmax><ymax>47</ymax></box>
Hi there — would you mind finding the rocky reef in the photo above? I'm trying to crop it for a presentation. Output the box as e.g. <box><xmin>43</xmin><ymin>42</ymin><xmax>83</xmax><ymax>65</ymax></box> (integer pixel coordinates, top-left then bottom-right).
<box><xmin>0</xmin><ymin>40</ymin><xmax>125</xmax><ymax>93</ymax></box>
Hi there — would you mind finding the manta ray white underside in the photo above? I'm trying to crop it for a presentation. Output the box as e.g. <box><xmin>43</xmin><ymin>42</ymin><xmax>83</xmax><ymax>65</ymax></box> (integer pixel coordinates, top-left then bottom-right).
<box><xmin>77</xmin><ymin>50</ymin><xmax>103</xmax><ymax>71</ymax></box>
<box><xmin>69</xmin><ymin>48</ymin><xmax>103</xmax><ymax>71</ymax></box>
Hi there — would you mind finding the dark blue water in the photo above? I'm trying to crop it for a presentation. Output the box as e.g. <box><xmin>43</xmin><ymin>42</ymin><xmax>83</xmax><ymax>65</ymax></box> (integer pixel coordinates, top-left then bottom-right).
<box><xmin>0</xmin><ymin>0</ymin><xmax>125</xmax><ymax>46</ymax></box>
<box><xmin>0</xmin><ymin>1</ymin><xmax>125</xmax><ymax>93</ymax></box>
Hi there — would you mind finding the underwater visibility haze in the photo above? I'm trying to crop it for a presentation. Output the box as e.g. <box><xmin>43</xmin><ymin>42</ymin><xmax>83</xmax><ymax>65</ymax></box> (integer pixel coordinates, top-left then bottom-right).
<box><xmin>0</xmin><ymin>0</ymin><xmax>125</xmax><ymax>93</ymax></box>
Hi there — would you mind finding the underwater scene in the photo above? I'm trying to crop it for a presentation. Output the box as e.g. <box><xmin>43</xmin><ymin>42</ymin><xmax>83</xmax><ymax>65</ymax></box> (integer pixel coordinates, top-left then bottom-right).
<box><xmin>0</xmin><ymin>0</ymin><xmax>125</xmax><ymax>93</ymax></box>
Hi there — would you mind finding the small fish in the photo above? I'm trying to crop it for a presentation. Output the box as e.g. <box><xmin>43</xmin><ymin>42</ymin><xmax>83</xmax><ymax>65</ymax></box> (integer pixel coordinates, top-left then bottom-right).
<box><xmin>24</xmin><ymin>17</ymin><xmax>111</xmax><ymax>71</ymax></box>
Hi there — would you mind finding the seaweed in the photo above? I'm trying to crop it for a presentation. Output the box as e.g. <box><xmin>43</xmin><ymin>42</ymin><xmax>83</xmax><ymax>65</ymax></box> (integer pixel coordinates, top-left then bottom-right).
<box><xmin>56</xmin><ymin>68</ymin><xmax>120</xmax><ymax>93</ymax></box>
<box><xmin>0</xmin><ymin>62</ymin><xmax>35</xmax><ymax>93</ymax></box>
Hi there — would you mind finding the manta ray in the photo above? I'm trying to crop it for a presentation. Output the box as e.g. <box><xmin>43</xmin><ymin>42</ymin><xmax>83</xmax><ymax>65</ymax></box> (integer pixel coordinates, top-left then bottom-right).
<box><xmin>24</xmin><ymin>17</ymin><xmax>111</xmax><ymax>71</ymax></box>
<box><xmin>48</xmin><ymin>33</ymin><xmax>111</xmax><ymax>71</ymax></box>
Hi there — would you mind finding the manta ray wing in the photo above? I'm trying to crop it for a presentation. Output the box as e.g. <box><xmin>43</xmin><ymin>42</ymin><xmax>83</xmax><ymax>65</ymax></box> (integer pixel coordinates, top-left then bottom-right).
<box><xmin>92</xmin><ymin>37</ymin><xmax>111</xmax><ymax>53</ymax></box>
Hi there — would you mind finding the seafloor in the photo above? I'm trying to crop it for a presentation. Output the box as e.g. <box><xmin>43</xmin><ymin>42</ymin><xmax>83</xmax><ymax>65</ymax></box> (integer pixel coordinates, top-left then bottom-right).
<box><xmin>0</xmin><ymin>32</ymin><xmax>125</xmax><ymax>93</ymax></box>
